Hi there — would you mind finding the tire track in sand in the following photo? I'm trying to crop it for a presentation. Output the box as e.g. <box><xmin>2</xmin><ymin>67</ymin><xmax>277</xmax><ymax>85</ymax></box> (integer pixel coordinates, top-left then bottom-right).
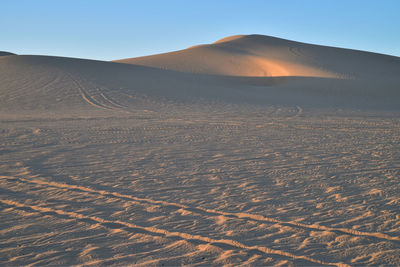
<box><xmin>0</xmin><ymin>198</ymin><xmax>348</xmax><ymax>267</ymax></box>
<box><xmin>67</xmin><ymin>73</ymin><xmax>124</xmax><ymax>111</ymax></box>
<box><xmin>67</xmin><ymin>73</ymin><xmax>132</xmax><ymax>114</ymax></box>
<box><xmin>69</xmin><ymin>75</ymin><xmax>112</xmax><ymax>110</ymax></box>
<box><xmin>3</xmin><ymin>174</ymin><xmax>400</xmax><ymax>243</ymax></box>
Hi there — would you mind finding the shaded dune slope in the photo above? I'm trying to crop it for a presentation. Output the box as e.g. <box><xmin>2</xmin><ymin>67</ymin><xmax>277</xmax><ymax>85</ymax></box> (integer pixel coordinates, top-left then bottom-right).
<box><xmin>0</xmin><ymin>51</ymin><xmax>16</xmax><ymax>57</ymax></box>
<box><xmin>0</xmin><ymin>55</ymin><xmax>193</xmax><ymax>115</ymax></box>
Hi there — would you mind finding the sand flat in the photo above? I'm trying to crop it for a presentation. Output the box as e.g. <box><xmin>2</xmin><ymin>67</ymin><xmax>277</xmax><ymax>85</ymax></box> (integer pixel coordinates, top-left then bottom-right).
<box><xmin>0</xmin><ymin>35</ymin><xmax>399</xmax><ymax>265</ymax></box>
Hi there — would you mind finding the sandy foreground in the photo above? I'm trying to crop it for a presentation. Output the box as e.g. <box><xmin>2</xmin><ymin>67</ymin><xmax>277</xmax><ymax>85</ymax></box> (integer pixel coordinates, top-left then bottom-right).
<box><xmin>0</xmin><ymin>35</ymin><xmax>399</xmax><ymax>266</ymax></box>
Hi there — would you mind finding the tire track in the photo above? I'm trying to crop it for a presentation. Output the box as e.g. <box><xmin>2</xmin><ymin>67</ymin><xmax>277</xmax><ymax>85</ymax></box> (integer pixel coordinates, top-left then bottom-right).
<box><xmin>295</xmin><ymin>105</ymin><xmax>303</xmax><ymax>116</ymax></box>
<box><xmin>99</xmin><ymin>92</ymin><xmax>127</xmax><ymax>109</ymax></box>
<box><xmin>3</xmin><ymin>174</ymin><xmax>400</xmax><ymax>243</ymax></box>
<box><xmin>4</xmin><ymin>69</ymin><xmax>61</xmax><ymax>102</ymax></box>
<box><xmin>0</xmin><ymin>198</ymin><xmax>347</xmax><ymax>267</ymax></box>
<box><xmin>67</xmin><ymin>73</ymin><xmax>113</xmax><ymax>111</ymax></box>
<box><xmin>288</xmin><ymin>46</ymin><xmax>303</xmax><ymax>58</ymax></box>
<box><xmin>67</xmin><ymin>73</ymin><xmax>133</xmax><ymax>114</ymax></box>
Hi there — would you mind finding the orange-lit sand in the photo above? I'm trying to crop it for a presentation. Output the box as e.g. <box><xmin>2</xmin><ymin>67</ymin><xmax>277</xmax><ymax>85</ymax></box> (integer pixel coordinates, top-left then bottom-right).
<box><xmin>115</xmin><ymin>35</ymin><xmax>338</xmax><ymax>77</ymax></box>
<box><xmin>0</xmin><ymin>35</ymin><xmax>399</xmax><ymax>265</ymax></box>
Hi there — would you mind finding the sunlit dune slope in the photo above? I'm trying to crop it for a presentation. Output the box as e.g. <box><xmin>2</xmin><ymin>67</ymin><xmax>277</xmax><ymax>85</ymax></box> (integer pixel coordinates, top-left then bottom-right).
<box><xmin>114</xmin><ymin>34</ymin><xmax>400</xmax><ymax>79</ymax></box>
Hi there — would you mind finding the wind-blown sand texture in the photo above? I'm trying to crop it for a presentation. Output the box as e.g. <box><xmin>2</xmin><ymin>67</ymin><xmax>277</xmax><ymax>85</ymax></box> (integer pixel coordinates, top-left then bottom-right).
<box><xmin>0</xmin><ymin>35</ymin><xmax>399</xmax><ymax>266</ymax></box>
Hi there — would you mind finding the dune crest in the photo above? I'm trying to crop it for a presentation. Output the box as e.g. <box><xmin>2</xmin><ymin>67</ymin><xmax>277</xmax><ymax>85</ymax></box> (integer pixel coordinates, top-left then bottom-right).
<box><xmin>0</xmin><ymin>51</ymin><xmax>16</xmax><ymax>57</ymax></box>
<box><xmin>213</xmin><ymin>35</ymin><xmax>246</xmax><ymax>44</ymax></box>
<box><xmin>115</xmin><ymin>34</ymin><xmax>400</xmax><ymax>83</ymax></box>
<box><xmin>115</xmin><ymin>35</ymin><xmax>341</xmax><ymax>77</ymax></box>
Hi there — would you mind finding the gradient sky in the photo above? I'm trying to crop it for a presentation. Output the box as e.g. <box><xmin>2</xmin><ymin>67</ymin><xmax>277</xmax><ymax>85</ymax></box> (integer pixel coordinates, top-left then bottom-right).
<box><xmin>2</xmin><ymin>0</ymin><xmax>399</xmax><ymax>60</ymax></box>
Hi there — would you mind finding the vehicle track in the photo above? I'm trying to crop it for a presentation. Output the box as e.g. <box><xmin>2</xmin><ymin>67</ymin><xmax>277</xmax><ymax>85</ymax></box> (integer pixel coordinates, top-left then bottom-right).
<box><xmin>0</xmin><ymin>198</ymin><xmax>348</xmax><ymax>267</ymax></box>
<box><xmin>68</xmin><ymin>74</ymin><xmax>113</xmax><ymax>111</ymax></box>
<box><xmin>3</xmin><ymin>174</ymin><xmax>399</xmax><ymax>243</ymax></box>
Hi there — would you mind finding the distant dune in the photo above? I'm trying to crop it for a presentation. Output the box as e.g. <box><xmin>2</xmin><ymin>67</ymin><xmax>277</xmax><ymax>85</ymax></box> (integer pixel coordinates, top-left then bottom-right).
<box><xmin>0</xmin><ymin>51</ymin><xmax>16</xmax><ymax>57</ymax></box>
<box><xmin>115</xmin><ymin>35</ymin><xmax>338</xmax><ymax>77</ymax></box>
<box><xmin>115</xmin><ymin>34</ymin><xmax>400</xmax><ymax>80</ymax></box>
<box><xmin>1</xmin><ymin>34</ymin><xmax>399</xmax><ymax>117</ymax></box>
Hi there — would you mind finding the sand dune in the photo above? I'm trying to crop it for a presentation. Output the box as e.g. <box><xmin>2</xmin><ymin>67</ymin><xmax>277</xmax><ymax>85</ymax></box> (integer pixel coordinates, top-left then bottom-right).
<box><xmin>1</xmin><ymin>34</ymin><xmax>400</xmax><ymax>116</ymax></box>
<box><xmin>115</xmin><ymin>34</ymin><xmax>400</xmax><ymax>80</ymax></box>
<box><xmin>115</xmin><ymin>35</ymin><xmax>338</xmax><ymax>77</ymax></box>
<box><xmin>0</xmin><ymin>51</ymin><xmax>15</xmax><ymax>57</ymax></box>
<box><xmin>1</xmin><ymin>35</ymin><xmax>400</xmax><ymax>266</ymax></box>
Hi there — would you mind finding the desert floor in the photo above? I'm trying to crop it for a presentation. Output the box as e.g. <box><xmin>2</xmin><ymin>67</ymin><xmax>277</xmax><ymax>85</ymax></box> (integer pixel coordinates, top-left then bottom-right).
<box><xmin>1</xmin><ymin>102</ymin><xmax>399</xmax><ymax>266</ymax></box>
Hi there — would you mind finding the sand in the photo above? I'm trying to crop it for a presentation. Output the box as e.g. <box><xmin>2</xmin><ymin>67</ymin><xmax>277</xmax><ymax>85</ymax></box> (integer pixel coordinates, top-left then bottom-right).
<box><xmin>0</xmin><ymin>51</ymin><xmax>16</xmax><ymax>57</ymax></box>
<box><xmin>0</xmin><ymin>35</ymin><xmax>399</xmax><ymax>266</ymax></box>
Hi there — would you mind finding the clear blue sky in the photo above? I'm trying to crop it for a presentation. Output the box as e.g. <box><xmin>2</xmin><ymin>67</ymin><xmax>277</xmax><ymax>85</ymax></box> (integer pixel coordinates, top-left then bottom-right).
<box><xmin>2</xmin><ymin>0</ymin><xmax>399</xmax><ymax>60</ymax></box>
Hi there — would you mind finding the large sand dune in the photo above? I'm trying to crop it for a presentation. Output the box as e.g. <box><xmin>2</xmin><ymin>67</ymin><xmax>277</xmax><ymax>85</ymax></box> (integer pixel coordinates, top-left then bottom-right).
<box><xmin>116</xmin><ymin>34</ymin><xmax>400</xmax><ymax>79</ymax></box>
<box><xmin>1</xmin><ymin>34</ymin><xmax>400</xmax><ymax>116</ymax></box>
<box><xmin>1</xmin><ymin>35</ymin><xmax>400</xmax><ymax>266</ymax></box>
